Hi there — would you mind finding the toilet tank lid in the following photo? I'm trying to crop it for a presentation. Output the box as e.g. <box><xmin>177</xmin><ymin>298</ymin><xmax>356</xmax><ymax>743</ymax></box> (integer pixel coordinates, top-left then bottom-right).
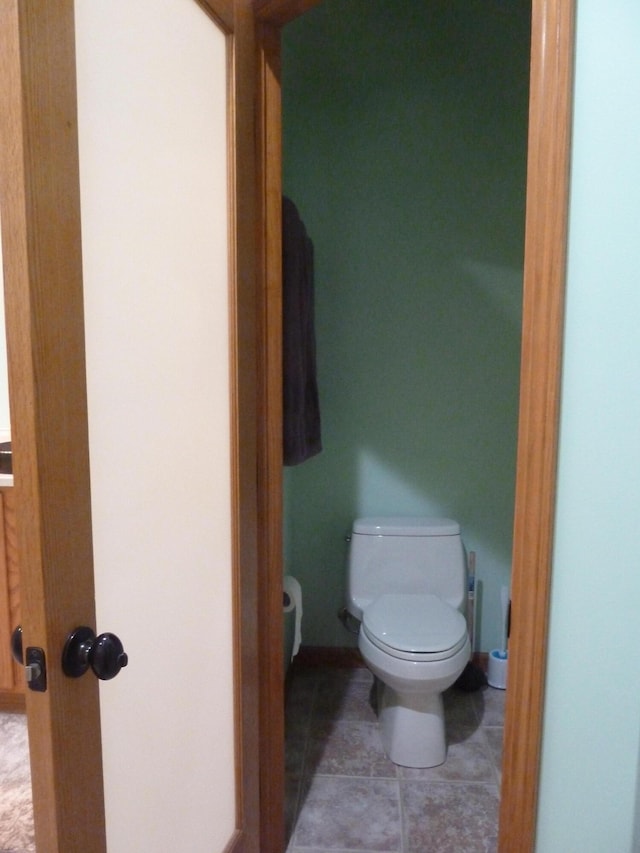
<box><xmin>352</xmin><ymin>517</ymin><xmax>460</xmax><ymax>536</ymax></box>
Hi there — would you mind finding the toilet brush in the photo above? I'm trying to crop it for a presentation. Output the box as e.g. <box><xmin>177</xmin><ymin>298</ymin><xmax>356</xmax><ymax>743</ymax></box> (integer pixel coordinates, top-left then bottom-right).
<box><xmin>455</xmin><ymin>550</ymin><xmax>487</xmax><ymax>692</ymax></box>
<box><xmin>487</xmin><ymin>586</ymin><xmax>510</xmax><ymax>689</ymax></box>
<box><xmin>499</xmin><ymin>585</ymin><xmax>510</xmax><ymax>659</ymax></box>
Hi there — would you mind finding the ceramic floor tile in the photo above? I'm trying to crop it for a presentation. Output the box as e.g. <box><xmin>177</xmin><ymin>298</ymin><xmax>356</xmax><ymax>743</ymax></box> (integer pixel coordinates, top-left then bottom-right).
<box><xmin>313</xmin><ymin>671</ymin><xmax>377</xmax><ymax>723</ymax></box>
<box><xmin>286</xmin><ymin>668</ymin><xmax>319</xmax><ymax>725</ymax></box>
<box><xmin>288</xmin><ymin>848</ymin><xmax>394</xmax><ymax>853</ymax></box>
<box><xmin>397</xmin><ymin>727</ymin><xmax>496</xmax><ymax>784</ymax></box>
<box><xmin>286</xmin><ymin>769</ymin><xmax>304</xmax><ymax>843</ymax></box>
<box><xmin>292</xmin><ymin>775</ymin><xmax>402</xmax><ymax>852</ymax></box>
<box><xmin>483</xmin><ymin>727</ymin><xmax>504</xmax><ymax>783</ymax></box>
<box><xmin>443</xmin><ymin>687</ymin><xmax>480</xmax><ymax>729</ymax></box>
<box><xmin>285</xmin><ymin>666</ymin><xmax>500</xmax><ymax>850</ymax></box>
<box><xmin>286</xmin><ymin>729</ymin><xmax>308</xmax><ymax>772</ymax></box>
<box><xmin>474</xmin><ymin>686</ymin><xmax>506</xmax><ymax>727</ymax></box>
<box><xmin>314</xmin><ymin>666</ymin><xmax>372</xmax><ymax>689</ymax></box>
<box><xmin>305</xmin><ymin>720</ymin><xmax>397</xmax><ymax>779</ymax></box>
<box><xmin>401</xmin><ymin>780</ymin><xmax>499</xmax><ymax>853</ymax></box>
<box><xmin>288</xmin><ymin>847</ymin><xmax>395</xmax><ymax>853</ymax></box>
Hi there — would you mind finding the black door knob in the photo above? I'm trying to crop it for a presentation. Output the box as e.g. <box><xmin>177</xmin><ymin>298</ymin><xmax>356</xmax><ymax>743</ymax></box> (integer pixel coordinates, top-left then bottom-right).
<box><xmin>11</xmin><ymin>625</ymin><xmax>47</xmax><ymax>691</ymax></box>
<box><xmin>11</xmin><ymin>625</ymin><xmax>23</xmax><ymax>664</ymax></box>
<box><xmin>62</xmin><ymin>626</ymin><xmax>128</xmax><ymax>680</ymax></box>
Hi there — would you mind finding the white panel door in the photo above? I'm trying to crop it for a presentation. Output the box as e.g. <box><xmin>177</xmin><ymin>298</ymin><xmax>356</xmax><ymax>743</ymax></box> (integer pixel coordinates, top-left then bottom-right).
<box><xmin>0</xmin><ymin>0</ymin><xmax>260</xmax><ymax>850</ymax></box>
<box><xmin>75</xmin><ymin>2</ymin><xmax>235</xmax><ymax>850</ymax></box>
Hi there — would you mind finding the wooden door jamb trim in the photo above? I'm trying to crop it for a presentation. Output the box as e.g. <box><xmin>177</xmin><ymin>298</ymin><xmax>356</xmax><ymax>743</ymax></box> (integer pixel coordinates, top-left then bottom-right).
<box><xmin>499</xmin><ymin>1</ymin><xmax>575</xmax><ymax>849</ymax></box>
<box><xmin>227</xmin><ymin>2</ymin><xmax>262</xmax><ymax>850</ymax></box>
<box><xmin>255</xmin><ymin>17</ymin><xmax>286</xmax><ymax>853</ymax></box>
<box><xmin>0</xmin><ymin>3</ymin><xmax>105</xmax><ymax>849</ymax></box>
<box><xmin>255</xmin><ymin>0</ymin><xmax>322</xmax><ymax>27</ymax></box>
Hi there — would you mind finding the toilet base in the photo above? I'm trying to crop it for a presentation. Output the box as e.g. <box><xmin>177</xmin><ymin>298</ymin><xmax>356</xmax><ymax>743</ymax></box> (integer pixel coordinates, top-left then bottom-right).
<box><xmin>377</xmin><ymin>680</ymin><xmax>446</xmax><ymax>768</ymax></box>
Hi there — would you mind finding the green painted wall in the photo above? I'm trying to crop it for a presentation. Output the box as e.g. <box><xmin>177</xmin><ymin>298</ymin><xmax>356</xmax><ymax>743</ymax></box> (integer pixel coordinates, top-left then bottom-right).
<box><xmin>536</xmin><ymin>2</ymin><xmax>640</xmax><ymax>849</ymax></box>
<box><xmin>282</xmin><ymin>0</ymin><xmax>530</xmax><ymax>652</ymax></box>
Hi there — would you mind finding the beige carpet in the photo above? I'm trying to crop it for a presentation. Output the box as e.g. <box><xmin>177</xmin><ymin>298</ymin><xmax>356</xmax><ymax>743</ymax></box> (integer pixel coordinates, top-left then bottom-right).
<box><xmin>0</xmin><ymin>713</ymin><xmax>34</xmax><ymax>853</ymax></box>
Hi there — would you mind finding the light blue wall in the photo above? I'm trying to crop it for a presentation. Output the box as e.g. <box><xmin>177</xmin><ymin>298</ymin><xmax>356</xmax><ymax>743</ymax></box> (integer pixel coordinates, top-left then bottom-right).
<box><xmin>536</xmin><ymin>3</ymin><xmax>640</xmax><ymax>850</ymax></box>
<box><xmin>282</xmin><ymin>0</ymin><xmax>530</xmax><ymax>653</ymax></box>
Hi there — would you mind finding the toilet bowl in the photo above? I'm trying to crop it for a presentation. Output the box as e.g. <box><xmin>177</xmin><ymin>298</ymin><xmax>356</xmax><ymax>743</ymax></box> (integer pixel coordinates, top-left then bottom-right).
<box><xmin>345</xmin><ymin>517</ymin><xmax>470</xmax><ymax>769</ymax></box>
<box><xmin>359</xmin><ymin>593</ymin><xmax>470</xmax><ymax>767</ymax></box>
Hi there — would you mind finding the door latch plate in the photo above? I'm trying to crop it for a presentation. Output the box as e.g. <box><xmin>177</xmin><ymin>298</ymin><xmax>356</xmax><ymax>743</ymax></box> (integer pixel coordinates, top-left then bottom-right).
<box><xmin>25</xmin><ymin>647</ymin><xmax>47</xmax><ymax>692</ymax></box>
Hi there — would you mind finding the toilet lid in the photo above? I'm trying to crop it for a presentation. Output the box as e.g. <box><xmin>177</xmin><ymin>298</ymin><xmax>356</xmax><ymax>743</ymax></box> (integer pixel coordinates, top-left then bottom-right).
<box><xmin>362</xmin><ymin>593</ymin><xmax>467</xmax><ymax>656</ymax></box>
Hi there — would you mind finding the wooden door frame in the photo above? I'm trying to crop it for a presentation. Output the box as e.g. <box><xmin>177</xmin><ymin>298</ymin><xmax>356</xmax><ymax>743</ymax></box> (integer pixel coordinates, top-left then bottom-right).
<box><xmin>0</xmin><ymin>1</ymin><xmax>260</xmax><ymax>850</ymax></box>
<box><xmin>0</xmin><ymin>4</ymin><xmax>106</xmax><ymax>848</ymax></box>
<box><xmin>253</xmin><ymin>1</ymin><xmax>576</xmax><ymax>851</ymax></box>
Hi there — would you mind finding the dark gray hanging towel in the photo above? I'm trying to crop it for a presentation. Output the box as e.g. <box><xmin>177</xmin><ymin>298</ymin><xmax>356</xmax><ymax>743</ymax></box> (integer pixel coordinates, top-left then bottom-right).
<box><xmin>282</xmin><ymin>196</ymin><xmax>322</xmax><ymax>465</ymax></box>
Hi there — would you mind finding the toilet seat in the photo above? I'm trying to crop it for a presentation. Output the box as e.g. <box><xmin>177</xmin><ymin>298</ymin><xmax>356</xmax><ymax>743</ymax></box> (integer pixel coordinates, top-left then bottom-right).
<box><xmin>362</xmin><ymin>593</ymin><xmax>468</xmax><ymax>663</ymax></box>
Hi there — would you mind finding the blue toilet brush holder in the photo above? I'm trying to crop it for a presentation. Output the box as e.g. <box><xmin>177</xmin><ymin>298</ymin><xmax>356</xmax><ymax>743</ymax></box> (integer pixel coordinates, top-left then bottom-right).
<box><xmin>487</xmin><ymin>649</ymin><xmax>508</xmax><ymax>689</ymax></box>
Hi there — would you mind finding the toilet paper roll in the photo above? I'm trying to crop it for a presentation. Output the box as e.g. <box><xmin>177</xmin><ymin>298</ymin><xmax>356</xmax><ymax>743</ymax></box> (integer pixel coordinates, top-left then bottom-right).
<box><xmin>283</xmin><ymin>574</ymin><xmax>303</xmax><ymax>660</ymax></box>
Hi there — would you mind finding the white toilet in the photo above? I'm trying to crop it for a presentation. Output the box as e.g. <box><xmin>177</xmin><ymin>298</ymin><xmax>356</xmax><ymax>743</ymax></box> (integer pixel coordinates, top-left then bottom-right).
<box><xmin>346</xmin><ymin>516</ymin><xmax>470</xmax><ymax>768</ymax></box>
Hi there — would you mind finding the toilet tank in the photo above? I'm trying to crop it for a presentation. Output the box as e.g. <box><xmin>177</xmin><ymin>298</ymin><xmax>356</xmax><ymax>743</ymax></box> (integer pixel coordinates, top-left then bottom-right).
<box><xmin>346</xmin><ymin>517</ymin><xmax>467</xmax><ymax>620</ymax></box>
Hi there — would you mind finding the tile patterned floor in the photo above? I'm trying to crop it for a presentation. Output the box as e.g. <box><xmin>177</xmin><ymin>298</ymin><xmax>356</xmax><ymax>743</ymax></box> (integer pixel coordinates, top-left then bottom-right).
<box><xmin>285</xmin><ymin>665</ymin><xmax>504</xmax><ymax>853</ymax></box>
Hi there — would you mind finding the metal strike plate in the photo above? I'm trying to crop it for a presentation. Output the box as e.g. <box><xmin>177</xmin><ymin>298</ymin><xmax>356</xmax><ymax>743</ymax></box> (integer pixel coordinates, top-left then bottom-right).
<box><xmin>25</xmin><ymin>647</ymin><xmax>47</xmax><ymax>692</ymax></box>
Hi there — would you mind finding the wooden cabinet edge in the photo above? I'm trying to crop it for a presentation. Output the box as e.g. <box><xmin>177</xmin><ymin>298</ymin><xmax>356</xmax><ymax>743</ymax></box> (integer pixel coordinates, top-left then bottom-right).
<box><xmin>0</xmin><ymin>486</ymin><xmax>24</xmax><ymax>704</ymax></box>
